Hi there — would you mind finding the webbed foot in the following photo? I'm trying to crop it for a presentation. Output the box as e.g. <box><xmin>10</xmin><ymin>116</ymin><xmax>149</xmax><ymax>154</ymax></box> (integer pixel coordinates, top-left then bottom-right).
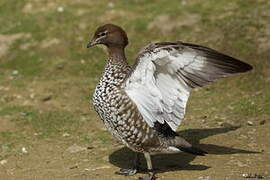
<box><xmin>115</xmin><ymin>168</ymin><xmax>137</xmax><ymax>176</ymax></box>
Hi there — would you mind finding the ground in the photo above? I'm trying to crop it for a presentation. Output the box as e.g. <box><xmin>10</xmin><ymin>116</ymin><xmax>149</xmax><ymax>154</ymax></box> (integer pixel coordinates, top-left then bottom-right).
<box><xmin>0</xmin><ymin>0</ymin><xmax>270</xmax><ymax>179</ymax></box>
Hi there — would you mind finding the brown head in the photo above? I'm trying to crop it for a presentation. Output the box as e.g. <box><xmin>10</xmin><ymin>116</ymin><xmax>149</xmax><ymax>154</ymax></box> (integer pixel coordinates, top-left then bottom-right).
<box><xmin>87</xmin><ymin>24</ymin><xmax>128</xmax><ymax>49</ymax></box>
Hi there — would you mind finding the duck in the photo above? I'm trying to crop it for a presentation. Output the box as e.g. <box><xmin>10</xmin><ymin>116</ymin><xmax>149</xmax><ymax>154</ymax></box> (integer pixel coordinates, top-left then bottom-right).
<box><xmin>86</xmin><ymin>24</ymin><xmax>252</xmax><ymax>180</ymax></box>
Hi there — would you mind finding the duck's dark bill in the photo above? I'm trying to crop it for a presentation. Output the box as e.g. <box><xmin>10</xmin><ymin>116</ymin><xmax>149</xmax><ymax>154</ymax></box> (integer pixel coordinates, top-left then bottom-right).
<box><xmin>87</xmin><ymin>41</ymin><xmax>95</xmax><ymax>48</ymax></box>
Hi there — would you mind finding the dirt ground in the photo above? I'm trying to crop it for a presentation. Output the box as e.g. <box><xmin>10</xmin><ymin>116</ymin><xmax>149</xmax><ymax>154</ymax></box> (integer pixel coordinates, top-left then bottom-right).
<box><xmin>1</xmin><ymin>120</ymin><xmax>269</xmax><ymax>180</ymax></box>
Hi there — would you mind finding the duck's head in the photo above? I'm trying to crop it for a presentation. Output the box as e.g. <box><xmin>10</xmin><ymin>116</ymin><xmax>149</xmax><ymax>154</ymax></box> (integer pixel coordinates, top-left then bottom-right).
<box><xmin>87</xmin><ymin>24</ymin><xmax>128</xmax><ymax>49</ymax></box>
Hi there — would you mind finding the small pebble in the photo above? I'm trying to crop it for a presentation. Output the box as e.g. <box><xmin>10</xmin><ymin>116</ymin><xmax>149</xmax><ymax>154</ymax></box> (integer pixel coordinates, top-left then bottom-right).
<box><xmin>12</xmin><ymin>70</ymin><xmax>19</xmax><ymax>75</ymax></box>
<box><xmin>80</xmin><ymin>59</ymin><xmax>85</xmax><ymax>64</ymax></box>
<box><xmin>62</xmin><ymin>133</ymin><xmax>71</xmax><ymax>137</ymax></box>
<box><xmin>57</xmin><ymin>7</ymin><xmax>64</xmax><ymax>12</ymax></box>
<box><xmin>22</xmin><ymin>147</ymin><xmax>28</xmax><ymax>153</ymax></box>
<box><xmin>0</xmin><ymin>160</ymin><xmax>7</xmax><ymax>165</ymax></box>
<box><xmin>247</xmin><ymin>121</ymin><xmax>254</xmax><ymax>126</ymax></box>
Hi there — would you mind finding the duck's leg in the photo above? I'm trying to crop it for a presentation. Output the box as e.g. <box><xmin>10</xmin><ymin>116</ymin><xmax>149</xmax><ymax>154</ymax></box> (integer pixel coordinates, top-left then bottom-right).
<box><xmin>138</xmin><ymin>153</ymin><xmax>156</xmax><ymax>180</ymax></box>
<box><xmin>115</xmin><ymin>152</ymin><xmax>139</xmax><ymax>176</ymax></box>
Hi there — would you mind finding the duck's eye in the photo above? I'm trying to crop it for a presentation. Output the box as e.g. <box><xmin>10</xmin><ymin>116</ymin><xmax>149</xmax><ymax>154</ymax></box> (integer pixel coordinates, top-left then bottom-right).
<box><xmin>98</xmin><ymin>32</ymin><xmax>107</xmax><ymax>37</ymax></box>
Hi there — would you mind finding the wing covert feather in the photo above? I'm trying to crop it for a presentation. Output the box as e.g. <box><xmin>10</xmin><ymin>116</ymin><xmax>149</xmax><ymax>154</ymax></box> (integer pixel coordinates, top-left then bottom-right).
<box><xmin>125</xmin><ymin>41</ymin><xmax>252</xmax><ymax>132</ymax></box>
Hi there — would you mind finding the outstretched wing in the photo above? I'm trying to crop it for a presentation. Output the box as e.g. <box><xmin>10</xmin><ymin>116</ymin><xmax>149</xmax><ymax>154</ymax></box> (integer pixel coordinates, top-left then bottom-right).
<box><xmin>124</xmin><ymin>41</ymin><xmax>252</xmax><ymax>131</ymax></box>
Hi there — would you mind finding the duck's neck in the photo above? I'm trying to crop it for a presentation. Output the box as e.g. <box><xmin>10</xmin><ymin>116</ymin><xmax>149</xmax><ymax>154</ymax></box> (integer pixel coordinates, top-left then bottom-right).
<box><xmin>98</xmin><ymin>46</ymin><xmax>131</xmax><ymax>88</ymax></box>
<box><xmin>107</xmin><ymin>46</ymin><xmax>128</xmax><ymax>66</ymax></box>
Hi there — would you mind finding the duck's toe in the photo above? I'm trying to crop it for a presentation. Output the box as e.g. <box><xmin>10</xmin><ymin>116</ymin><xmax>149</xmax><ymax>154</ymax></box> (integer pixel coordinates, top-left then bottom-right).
<box><xmin>115</xmin><ymin>168</ymin><xmax>137</xmax><ymax>176</ymax></box>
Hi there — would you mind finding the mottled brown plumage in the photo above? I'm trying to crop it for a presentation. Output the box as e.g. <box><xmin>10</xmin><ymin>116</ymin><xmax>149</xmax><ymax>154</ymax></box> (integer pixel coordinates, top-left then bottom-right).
<box><xmin>86</xmin><ymin>24</ymin><xmax>252</xmax><ymax>180</ymax></box>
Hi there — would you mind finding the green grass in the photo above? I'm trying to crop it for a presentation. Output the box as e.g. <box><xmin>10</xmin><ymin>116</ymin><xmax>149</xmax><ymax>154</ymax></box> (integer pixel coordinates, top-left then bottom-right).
<box><xmin>0</xmin><ymin>105</ymin><xmax>77</xmax><ymax>147</ymax></box>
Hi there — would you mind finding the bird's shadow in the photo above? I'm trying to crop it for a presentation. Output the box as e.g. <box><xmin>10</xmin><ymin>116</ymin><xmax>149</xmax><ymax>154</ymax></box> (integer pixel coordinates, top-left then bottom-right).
<box><xmin>109</xmin><ymin>127</ymin><xmax>259</xmax><ymax>173</ymax></box>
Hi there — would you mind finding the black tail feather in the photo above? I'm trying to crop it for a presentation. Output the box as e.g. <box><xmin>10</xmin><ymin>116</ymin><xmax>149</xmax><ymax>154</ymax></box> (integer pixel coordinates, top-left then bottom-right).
<box><xmin>177</xmin><ymin>146</ymin><xmax>208</xmax><ymax>156</ymax></box>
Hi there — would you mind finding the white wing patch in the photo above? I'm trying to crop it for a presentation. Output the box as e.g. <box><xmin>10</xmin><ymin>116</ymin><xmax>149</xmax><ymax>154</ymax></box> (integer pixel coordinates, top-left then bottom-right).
<box><xmin>125</xmin><ymin>48</ymin><xmax>199</xmax><ymax>131</ymax></box>
<box><xmin>125</xmin><ymin>42</ymin><xmax>251</xmax><ymax>132</ymax></box>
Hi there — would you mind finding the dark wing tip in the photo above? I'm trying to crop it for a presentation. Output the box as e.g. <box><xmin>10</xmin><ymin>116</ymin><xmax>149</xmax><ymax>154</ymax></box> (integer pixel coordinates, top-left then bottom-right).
<box><xmin>240</xmin><ymin>61</ymin><xmax>253</xmax><ymax>72</ymax></box>
<box><xmin>227</xmin><ymin>56</ymin><xmax>253</xmax><ymax>73</ymax></box>
<box><xmin>180</xmin><ymin>42</ymin><xmax>253</xmax><ymax>74</ymax></box>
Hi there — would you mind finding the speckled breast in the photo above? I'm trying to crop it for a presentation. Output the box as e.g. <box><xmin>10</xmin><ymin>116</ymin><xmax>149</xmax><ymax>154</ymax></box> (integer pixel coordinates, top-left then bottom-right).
<box><xmin>92</xmin><ymin>63</ymin><xmax>159</xmax><ymax>152</ymax></box>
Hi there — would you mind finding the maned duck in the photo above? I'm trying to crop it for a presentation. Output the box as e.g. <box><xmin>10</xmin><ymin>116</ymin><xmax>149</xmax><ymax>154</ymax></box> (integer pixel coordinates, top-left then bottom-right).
<box><xmin>86</xmin><ymin>24</ymin><xmax>252</xmax><ymax>180</ymax></box>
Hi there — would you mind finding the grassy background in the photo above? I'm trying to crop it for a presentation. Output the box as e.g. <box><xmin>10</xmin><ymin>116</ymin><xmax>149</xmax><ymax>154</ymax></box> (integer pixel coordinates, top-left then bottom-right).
<box><xmin>0</xmin><ymin>0</ymin><xmax>270</xmax><ymax>179</ymax></box>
